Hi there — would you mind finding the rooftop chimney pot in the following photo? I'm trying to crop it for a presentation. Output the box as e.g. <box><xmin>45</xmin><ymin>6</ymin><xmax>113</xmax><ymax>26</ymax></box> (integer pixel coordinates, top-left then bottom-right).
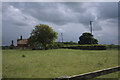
<box><xmin>21</xmin><ymin>35</ymin><xmax>22</xmax><ymax>40</ymax></box>
<box><xmin>12</xmin><ymin>40</ymin><xmax>14</xmax><ymax>44</ymax></box>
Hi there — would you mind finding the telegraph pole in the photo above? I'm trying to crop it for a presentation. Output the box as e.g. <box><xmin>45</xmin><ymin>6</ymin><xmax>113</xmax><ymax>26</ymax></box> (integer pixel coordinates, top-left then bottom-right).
<box><xmin>90</xmin><ymin>21</ymin><xmax>93</xmax><ymax>35</ymax></box>
<box><xmin>61</xmin><ymin>33</ymin><xmax>63</xmax><ymax>43</ymax></box>
<box><xmin>90</xmin><ymin>21</ymin><xmax>93</xmax><ymax>44</ymax></box>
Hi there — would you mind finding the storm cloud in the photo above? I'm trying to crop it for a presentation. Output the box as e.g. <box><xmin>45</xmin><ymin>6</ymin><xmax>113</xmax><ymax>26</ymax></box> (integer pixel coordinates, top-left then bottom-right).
<box><xmin>2</xmin><ymin>2</ymin><xmax>118</xmax><ymax>46</ymax></box>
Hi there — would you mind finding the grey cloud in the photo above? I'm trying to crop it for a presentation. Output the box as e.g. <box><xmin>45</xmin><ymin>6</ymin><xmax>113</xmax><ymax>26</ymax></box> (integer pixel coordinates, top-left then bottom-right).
<box><xmin>4</xmin><ymin>2</ymin><xmax>88</xmax><ymax>25</ymax></box>
<box><xmin>62</xmin><ymin>2</ymin><xmax>86</xmax><ymax>13</ymax></box>
<box><xmin>97</xmin><ymin>2</ymin><xmax>118</xmax><ymax>20</ymax></box>
<box><xmin>4</xmin><ymin>2</ymin><xmax>118</xmax><ymax>27</ymax></box>
<box><xmin>2</xmin><ymin>2</ymin><xmax>118</xmax><ymax>45</ymax></box>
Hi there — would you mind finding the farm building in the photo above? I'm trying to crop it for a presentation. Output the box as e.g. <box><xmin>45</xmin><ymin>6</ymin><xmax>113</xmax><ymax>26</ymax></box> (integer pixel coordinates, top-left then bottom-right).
<box><xmin>17</xmin><ymin>36</ymin><xmax>28</xmax><ymax>49</ymax></box>
<box><xmin>10</xmin><ymin>35</ymin><xmax>33</xmax><ymax>49</ymax></box>
<box><xmin>10</xmin><ymin>40</ymin><xmax>16</xmax><ymax>49</ymax></box>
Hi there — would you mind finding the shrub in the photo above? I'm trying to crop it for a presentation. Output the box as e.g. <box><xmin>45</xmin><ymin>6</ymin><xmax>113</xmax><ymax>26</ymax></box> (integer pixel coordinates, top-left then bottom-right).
<box><xmin>2</xmin><ymin>46</ymin><xmax>10</xmax><ymax>50</ymax></box>
<box><xmin>53</xmin><ymin>42</ymin><xmax>64</xmax><ymax>49</ymax></box>
<box><xmin>63</xmin><ymin>41</ymin><xmax>77</xmax><ymax>45</ymax></box>
<box><xmin>107</xmin><ymin>44</ymin><xmax>119</xmax><ymax>49</ymax></box>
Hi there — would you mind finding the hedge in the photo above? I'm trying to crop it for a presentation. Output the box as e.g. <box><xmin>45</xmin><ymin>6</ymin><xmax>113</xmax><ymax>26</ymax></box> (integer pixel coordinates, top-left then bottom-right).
<box><xmin>61</xmin><ymin>44</ymin><xmax>106</xmax><ymax>50</ymax></box>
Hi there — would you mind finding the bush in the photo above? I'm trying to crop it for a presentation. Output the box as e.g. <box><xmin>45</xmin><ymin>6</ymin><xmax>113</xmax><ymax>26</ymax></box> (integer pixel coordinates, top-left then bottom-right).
<box><xmin>2</xmin><ymin>46</ymin><xmax>10</xmax><ymax>50</ymax></box>
<box><xmin>107</xmin><ymin>44</ymin><xmax>119</xmax><ymax>49</ymax></box>
<box><xmin>42</xmin><ymin>42</ymin><xmax>64</xmax><ymax>49</ymax></box>
<box><xmin>63</xmin><ymin>41</ymin><xmax>78</xmax><ymax>45</ymax></box>
<box><xmin>52</xmin><ymin>42</ymin><xmax>64</xmax><ymax>49</ymax></box>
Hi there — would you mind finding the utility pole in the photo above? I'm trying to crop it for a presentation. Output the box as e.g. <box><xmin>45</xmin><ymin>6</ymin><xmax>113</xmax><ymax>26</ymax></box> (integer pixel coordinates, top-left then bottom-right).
<box><xmin>59</xmin><ymin>37</ymin><xmax>60</xmax><ymax>42</ymax></box>
<box><xmin>61</xmin><ymin>33</ymin><xmax>63</xmax><ymax>43</ymax></box>
<box><xmin>90</xmin><ymin>21</ymin><xmax>93</xmax><ymax>44</ymax></box>
<box><xmin>90</xmin><ymin>21</ymin><xmax>93</xmax><ymax>35</ymax></box>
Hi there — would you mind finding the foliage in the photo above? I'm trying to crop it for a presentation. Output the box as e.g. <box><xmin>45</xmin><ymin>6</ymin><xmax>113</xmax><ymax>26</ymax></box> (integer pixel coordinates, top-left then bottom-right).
<box><xmin>107</xmin><ymin>44</ymin><xmax>119</xmax><ymax>49</ymax></box>
<box><xmin>55</xmin><ymin>42</ymin><xmax>64</xmax><ymax>47</ymax></box>
<box><xmin>2</xmin><ymin>46</ymin><xmax>16</xmax><ymax>50</ymax></box>
<box><xmin>78</xmin><ymin>32</ymin><xmax>98</xmax><ymax>44</ymax></box>
<box><xmin>45</xmin><ymin>42</ymin><xmax>63</xmax><ymax>49</ymax></box>
<box><xmin>2</xmin><ymin>46</ymin><xmax>10</xmax><ymax>50</ymax></box>
<box><xmin>61</xmin><ymin>44</ymin><xmax>106</xmax><ymax>50</ymax></box>
<box><xmin>46</xmin><ymin>41</ymin><xmax>78</xmax><ymax>49</ymax></box>
<box><xmin>63</xmin><ymin>41</ymin><xmax>78</xmax><ymax>45</ymax></box>
<box><xmin>28</xmin><ymin>24</ymin><xmax>58</xmax><ymax>50</ymax></box>
<box><xmin>45</xmin><ymin>41</ymin><xmax>78</xmax><ymax>49</ymax></box>
<box><xmin>47</xmin><ymin>42</ymin><xmax>64</xmax><ymax>49</ymax></box>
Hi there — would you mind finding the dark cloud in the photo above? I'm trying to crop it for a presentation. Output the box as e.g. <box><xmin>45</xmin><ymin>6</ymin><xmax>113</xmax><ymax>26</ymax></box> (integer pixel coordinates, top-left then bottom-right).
<box><xmin>2</xmin><ymin>2</ymin><xmax>118</xmax><ymax>45</ymax></box>
<box><xmin>62</xmin><ymin>2</ymin><xmax>86</xmax><ymax>13</ymax></box>
<box><xmin>97</xmin><ymin>2</ymin><xmax>118</xmax><ymax>20</ymax></box>
<box><xmin>3</xmin><ymin>2</ymin><xmax>118</xmax><ymax>26</ymax></box>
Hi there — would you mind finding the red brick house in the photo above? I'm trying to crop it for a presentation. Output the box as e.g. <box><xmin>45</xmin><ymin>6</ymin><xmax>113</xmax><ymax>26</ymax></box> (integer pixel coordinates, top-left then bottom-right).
<box><xmin>10</xmin><ymin>35</ymin><xmax>34</xmax><ymax>49</ymax></box>
<box><xmin>17</xmin><ymin>36</ymin><xmax>28</xmax><ymax>49</ymax></box>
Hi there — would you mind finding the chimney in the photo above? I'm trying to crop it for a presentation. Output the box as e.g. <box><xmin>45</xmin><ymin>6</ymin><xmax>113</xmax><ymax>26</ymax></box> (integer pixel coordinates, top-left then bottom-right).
<box><xmin>20</xmin><ymin>35</ymin><xmax>22</xmax><ymax>40</ymax></box>
<box><xmin>12</xmin><ymin>40</ymin><xmax>14</xmax><ymax>44</ymax></box>
<box><xmin>29</xmin><ymin>37</ymin><xmax>31</xmax><ymax>39</ymax></box>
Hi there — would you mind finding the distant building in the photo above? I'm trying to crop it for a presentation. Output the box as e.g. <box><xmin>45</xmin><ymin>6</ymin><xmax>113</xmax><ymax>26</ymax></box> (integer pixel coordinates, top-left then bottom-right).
<box><xmin>10</xmin><ymin>35</ymin><xmax>33</xmax><ymax>49</ymax></box>
<box><xmin>10</xmin><ymin>40</ymin><xmax>16</xmax><ymax>49</ymax></box>
<box><xmin>17</xmin><ymin>35</ymin><xmax>28</xmax><ymax>49</ymax></box>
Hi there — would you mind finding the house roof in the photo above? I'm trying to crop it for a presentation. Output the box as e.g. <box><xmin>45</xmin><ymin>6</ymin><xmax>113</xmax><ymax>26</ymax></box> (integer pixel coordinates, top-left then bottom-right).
<box><xmin>17</xmin><ymin>39</ymin><xmax>28</xmax><ymax>45</ymax></box>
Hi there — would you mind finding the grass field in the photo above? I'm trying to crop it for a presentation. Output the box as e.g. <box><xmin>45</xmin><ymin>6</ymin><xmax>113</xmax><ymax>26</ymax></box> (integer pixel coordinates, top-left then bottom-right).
<box><xmin>2</xmin><ymin>49</ymin><xmax>119</xmax><ymax>78</ymax></box>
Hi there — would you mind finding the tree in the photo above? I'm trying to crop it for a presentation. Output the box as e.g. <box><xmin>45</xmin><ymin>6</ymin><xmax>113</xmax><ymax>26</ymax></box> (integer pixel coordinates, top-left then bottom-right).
<box><xmin>78</xmin><ymin>32</ymin><xmax>98</xmax><ymax>44</ymax></box>
<box><xmin>28</xmin><ymin>24</ymin><xmax>58</xmax><ymax>49</ymax></box>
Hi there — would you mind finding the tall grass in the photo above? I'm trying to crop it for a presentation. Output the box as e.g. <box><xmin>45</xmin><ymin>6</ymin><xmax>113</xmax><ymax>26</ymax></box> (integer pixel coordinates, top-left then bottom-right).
<box><xmin>2</xmin><ymin>49</ymin><xmax>118</xmax><ymax>78</ymax></box>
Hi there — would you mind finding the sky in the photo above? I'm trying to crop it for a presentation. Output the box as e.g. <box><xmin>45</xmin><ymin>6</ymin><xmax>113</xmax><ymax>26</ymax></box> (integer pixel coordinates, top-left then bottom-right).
<box><xmin>2</xmin><ymin>2</ymin><xmax>118</xmax><ymax>46</ymax></box>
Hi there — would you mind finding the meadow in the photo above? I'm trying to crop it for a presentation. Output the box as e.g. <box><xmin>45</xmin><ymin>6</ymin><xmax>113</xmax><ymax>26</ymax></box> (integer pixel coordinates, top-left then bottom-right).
<box><xmin>2</xmin><ymin>49</ymin><xmax>119</xmax><ymax>78</ymax></box>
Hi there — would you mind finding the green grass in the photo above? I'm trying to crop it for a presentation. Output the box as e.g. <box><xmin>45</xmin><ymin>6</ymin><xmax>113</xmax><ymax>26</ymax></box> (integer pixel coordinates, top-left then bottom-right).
<box><xmin>97</xmin><ymin>71</ymin><xmax>119</xmax><ymax>78</ymax></box>
<box><xmin>2</xmin><ymin>49</ymin><xmax>118</xmax><ymax>78</ymax></box>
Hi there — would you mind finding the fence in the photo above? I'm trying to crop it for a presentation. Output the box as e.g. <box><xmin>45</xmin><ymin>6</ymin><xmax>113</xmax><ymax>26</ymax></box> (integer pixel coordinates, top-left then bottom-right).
<box><xmin>53</xmin><ymin>66</ymin><xmax>120</xmax><ymax>80</ymax></box>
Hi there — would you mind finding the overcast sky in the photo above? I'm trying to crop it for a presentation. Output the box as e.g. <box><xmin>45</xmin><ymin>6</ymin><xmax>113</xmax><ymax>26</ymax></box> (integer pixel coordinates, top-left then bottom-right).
<box><xmin>2</xmin><ymin>2</ymin><xmax>118</xmax><ymax>46</ymax></box>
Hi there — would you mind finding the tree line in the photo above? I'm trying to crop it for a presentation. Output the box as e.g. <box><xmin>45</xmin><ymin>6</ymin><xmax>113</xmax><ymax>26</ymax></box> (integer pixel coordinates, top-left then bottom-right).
<box><xmin>27</xmin><ymin>24</ymin><xmax>98</xmax><ymax>50</ymax></box>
